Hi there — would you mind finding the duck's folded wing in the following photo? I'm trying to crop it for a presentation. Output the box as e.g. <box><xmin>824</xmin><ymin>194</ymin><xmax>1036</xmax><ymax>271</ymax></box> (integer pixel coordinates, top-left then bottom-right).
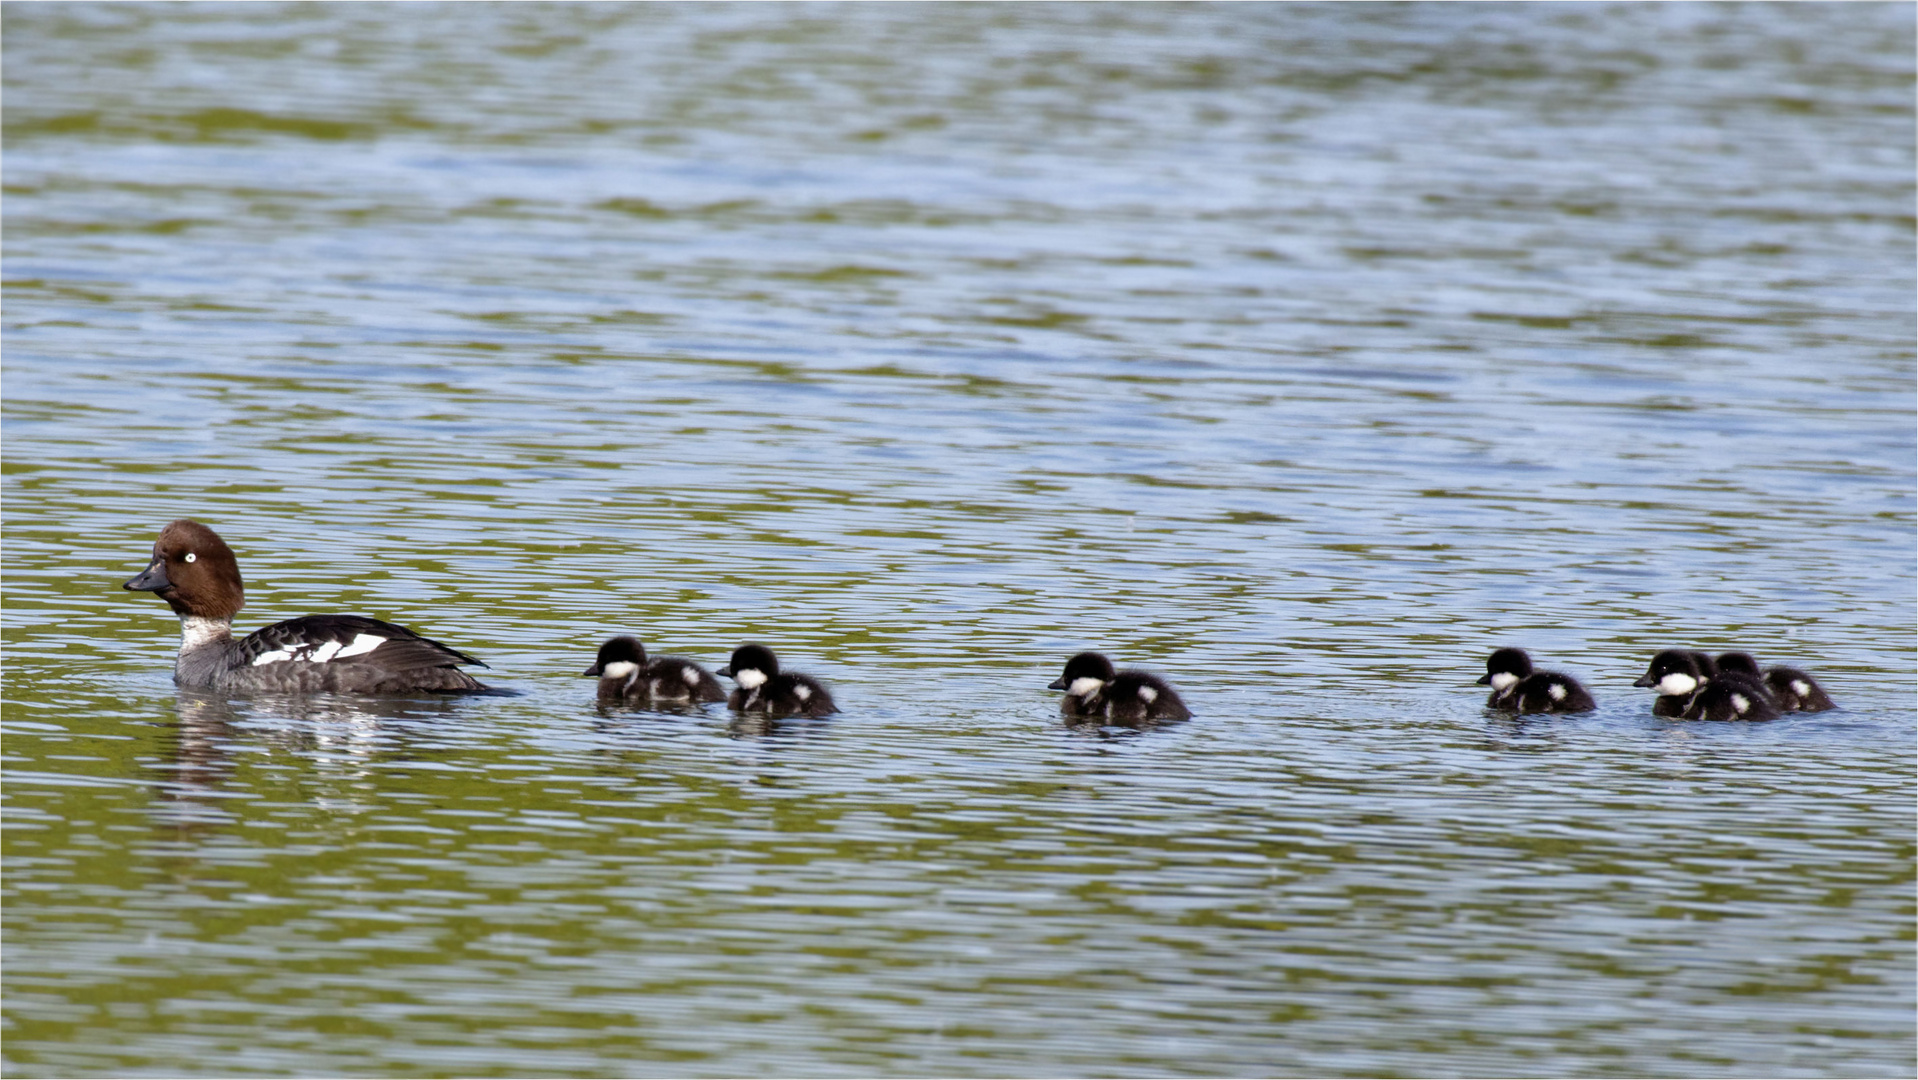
<box><xmin>237</xmin><ymin>614</ymin><xmax>486</xmax><ymax>671</ymax></box>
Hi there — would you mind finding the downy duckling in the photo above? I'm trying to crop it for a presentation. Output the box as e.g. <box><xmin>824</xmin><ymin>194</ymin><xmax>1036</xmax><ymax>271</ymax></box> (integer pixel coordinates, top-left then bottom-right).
<box><xmin>1476</xmin><ymin>648</ymin><xmax>1595</xmax><ymax>714</ymax></box>
<box><xmin>583</xmin><ymin>635</ymin><xmax>725</xmax><ymax>704</ymax></box>
<box><xmin>718</xmin><ymin>643</ymin><xmax>837</xmax><ymax>717</ymax></box>
<box><xmin>1048</xmin><ymin>651</ymin><xmax>1192</xmax><ymax>723</ymax></box>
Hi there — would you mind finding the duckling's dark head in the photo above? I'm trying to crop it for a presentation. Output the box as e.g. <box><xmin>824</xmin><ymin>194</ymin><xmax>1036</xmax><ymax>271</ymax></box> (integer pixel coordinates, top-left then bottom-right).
<box><xmin>584</xmin><ymin>635</ymin><xmax>647</xmax><ymax>677</ymax></box>
<box><xmin>720</xmin><ymin>643</ymin><xmax>781</xmax><ymax>689</ymax></box>
<box><xmin>1477</xmin><ymin>647</ymin><xmax>1534</xmax><ymax>688</ymax></box>
<box><xmin>1049</xmin><ymin>651</ymin><xmax>1116</xmax><ymax>693</ymax></box>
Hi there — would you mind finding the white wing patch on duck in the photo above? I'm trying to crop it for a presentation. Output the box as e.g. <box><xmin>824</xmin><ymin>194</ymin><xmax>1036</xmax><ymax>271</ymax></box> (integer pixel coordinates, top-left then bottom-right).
<box><xmin>252</xmin><ymin>632</ymin><xmax>387</xmax><ymax>666</ymax></box>
<box><xmin>682</xmin><ymin>666</ymin><xmax>700</xmax><ymax>686</ymax></box>
<box><xmin>1548</xmin><ymin>682</ymin><xmax>1567</xmax><ymax>701</ymax></box>
<box><xmin>794</xmin><ymin>683</ymin><xmax>812</xmax><ymax>702</ymax></box>
<box><xmin>1138</xmin><ymin>685</ymin><xmax>1158</xmax><ymax>703</ymax></box>
<box><xmin>334</xmin><ymin>633</ymin><xmax>387</xmax><ymax>659</ymax></box>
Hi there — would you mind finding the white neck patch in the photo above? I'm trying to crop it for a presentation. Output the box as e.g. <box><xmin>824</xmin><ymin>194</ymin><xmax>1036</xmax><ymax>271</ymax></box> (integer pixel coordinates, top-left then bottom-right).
<box><xmin>1068</xmin><ymin>676</ymin><xmax>1105</xmax><ymax>698</ymax></box>
<box><xmin>1489</xmin><ymin>671</ymin><xmax>1519</xmax><ymax>691</ymax></box>
<box><xmin>180</xmin><ymin>616</ymin><xmax>232</xmax><ymax>650</ymax></box>
<box><xmin>734</xmin><ymin>668</ymin><xmax>767</xmax><ymax>690</ymax></box>
<box><xmin>1658</xmin><ymin>672</ymin><xmax>1698</xmax><ymax>697</ymax></box>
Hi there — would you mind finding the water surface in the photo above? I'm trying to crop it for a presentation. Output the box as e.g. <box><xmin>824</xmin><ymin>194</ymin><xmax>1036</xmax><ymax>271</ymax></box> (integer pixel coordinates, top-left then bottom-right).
<box><xmin>4</xmin><ymin>4</ymin><xmax>1914</xmax><ymax>1076</ymax></box>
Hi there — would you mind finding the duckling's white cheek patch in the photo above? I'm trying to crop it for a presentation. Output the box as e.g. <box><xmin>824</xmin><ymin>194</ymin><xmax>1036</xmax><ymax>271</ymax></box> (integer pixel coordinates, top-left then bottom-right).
<box><xmin>334</xmin><ymin>634</ymin><xmax>387</xmax><ymax>659</ymax></box>
<box><xmin>602</xmin><ymin>661</ymin><xmax>640</xmax><ymax>680</ymax></box>
<box><xmin>1658</xmin><ymin>673</ymin><xmax>1698</xmax><ymax>696</ymax></box>
<box><xmin>1068</xmin><ymin>676</ymin><xmax>1105</xmax><ymax>698</ymax></box>
<box><xmin>1489</xmin><ymin>672</ymin><xmax>1518</xmax><ymax>691</ymax></box>
<box><xmin>734</xmin><ymin>668</ymin><xmax>767</xmax><ymax>690</ymax></box>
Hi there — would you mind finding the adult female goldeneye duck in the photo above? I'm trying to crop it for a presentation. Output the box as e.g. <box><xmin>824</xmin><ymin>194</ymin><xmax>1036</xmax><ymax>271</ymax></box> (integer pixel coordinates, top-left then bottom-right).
<box><xmin>1477</xmin><ymin>648</ymin><xmax>1595</xmax><ymax>714</ymax></box>
<box><xmin>717</xmin><ymin>643</ymin><xmax>837</xmax><ymax>716</ymax></box>
<box><xmin>123</xmin><ymin>519</ymin><xmax>490</xmax><ymax>694</ymax></box>
<box><xmin>1047</xmin><ymin>651</ymin><xmax>1192</xmax><ymax>722</ymax></box>
<box><xmin>1765</xmin><ymin>665</ymin><xmax>1836</xmax><ymax>712</ymax></box>
<box><xmin>582</xmin><ymin>635</ymin><xmax>725</xmax><ymax>704</ymax></box>
<box><xmin>1683</xmin><ymin>670</ymin><xmax>1781</xmax><ymax>721</ymax></box>
<box><xmin>1633</xmin><ymin>649</ymin><xmax>1707</xmax><ymax>717</ymax></box>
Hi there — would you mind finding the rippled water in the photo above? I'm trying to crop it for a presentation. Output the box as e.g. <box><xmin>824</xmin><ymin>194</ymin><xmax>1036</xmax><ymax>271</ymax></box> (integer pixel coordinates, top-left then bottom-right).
<box><xmin>5</xmin><ymin>4</ymin><xmax>1914</xmax><ymax>1076</ymax></box>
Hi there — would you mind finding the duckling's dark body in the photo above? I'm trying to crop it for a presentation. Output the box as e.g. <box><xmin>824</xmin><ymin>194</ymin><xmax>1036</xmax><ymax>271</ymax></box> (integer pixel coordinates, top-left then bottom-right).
<box><xmin>1511</xmin><ymin>672</ymin><xmax>1597</xmax><ymax>714</ymax></box>
<box><xmin>583</xmin><ymin>636</ymin><xmax>725</xmax><ymax>704</ymax></box>
<box><xmin>1710</xmin><ymin>650</ymin><xmax>1838</xmax><ymax>713</ymax></box>
<box><xmin>1048</xmin><ymin>652</ymin><xmax>1191</xmax><ymax>723</ymax></box>
<box><xmin>1683</xmin><ymin>671</ymin><xmax>1780</xmax><ymax>722</ymax></box>
<box><xmin>719</xmin><ymin>643</ymin><xmax>837</xmax><ymax>717</ymax></box>
<box><xmin>1476</xmin><ymin>648</ymin><xmax>1594</xmax><ymax>714</ymax></box>
<box><xmin>1766</xmin><ymin>666</ymin><xmax>1837</xmax><ymax>712</ymax></box>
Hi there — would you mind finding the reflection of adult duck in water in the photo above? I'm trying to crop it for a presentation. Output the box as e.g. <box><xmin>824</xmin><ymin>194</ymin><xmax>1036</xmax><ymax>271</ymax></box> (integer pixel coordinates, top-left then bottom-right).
<box><xmin>718</xmin><ymin>644</ymin><xmax>837</xmax><ymax>717</ymax></box>
<box><xmin>1047</xmin><ymin>652</ymin><xmax>1191</xmax><ymax>723</ymax></box>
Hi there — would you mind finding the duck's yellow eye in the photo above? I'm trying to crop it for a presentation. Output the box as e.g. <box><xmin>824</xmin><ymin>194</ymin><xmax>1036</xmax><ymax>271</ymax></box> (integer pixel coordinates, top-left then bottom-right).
<box><xmin>184</xmin><ymin>552</ymin><xmax>197</xmax><ymax>563</ymax></box>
